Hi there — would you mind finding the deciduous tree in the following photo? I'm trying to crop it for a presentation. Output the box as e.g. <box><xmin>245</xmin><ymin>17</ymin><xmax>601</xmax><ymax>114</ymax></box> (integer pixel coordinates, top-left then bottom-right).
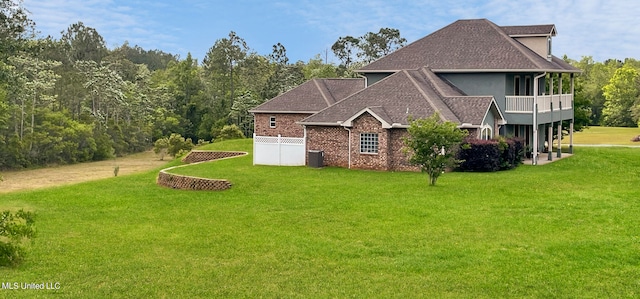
<box><xmin>602</xmin><ymin>64</ymin><xmax>639</xmax><ymax>127</ymax></box>
<box><xmin>403</xmin><ymin>114</ymin><xmax>468</xmax><ymax>186</ymax></box>
<box><xmin>569</xmin><ymin>56</ymin><xmax>620</xmax><ymax>125</ymax></box>
<box><xmin>302</xmin><ymin>55</ymin><xmax>338</xmax><ymax>79</ymax></box>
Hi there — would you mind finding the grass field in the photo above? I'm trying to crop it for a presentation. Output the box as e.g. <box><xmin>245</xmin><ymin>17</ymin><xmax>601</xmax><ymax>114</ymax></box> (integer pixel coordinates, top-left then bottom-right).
<box><xmin>572</xmin><ymin>126</ymin><xmax>640</xmax><ymax>145</ymax></box>
<box><xmin>0</xmin><ymin>150</ymin><xmax>167</xmax><ymax>193</ymax></box>
<box><xmin>1</xmin><ymin>137</ymin><xmax>639</xmax><ymax>297</ymax></box>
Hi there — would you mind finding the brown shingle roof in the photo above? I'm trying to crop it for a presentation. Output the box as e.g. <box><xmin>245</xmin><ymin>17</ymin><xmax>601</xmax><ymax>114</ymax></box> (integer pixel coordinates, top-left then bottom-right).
<box><xmin>358</xmin><ymin>19</ymin><xmax>579</xmax><ymax>72</ymax></box>
<box><xmin>300</xmin><ymin>67</ymin><xmax>500</xmax><ymax>127</ymax></box>
<box><xmin>249</xmin><ymin>78</ymin><xmax>365</xmax><ymax>113</ymax></box>
<box><xmin>444</xmin><ymin>96</ymin><xmax>495</xmax><ymax>125</ymax></box>
<box><xmin>501</xmin><ymin>24</ymin><xmax>556</xmax><ymax>36</ymax></box>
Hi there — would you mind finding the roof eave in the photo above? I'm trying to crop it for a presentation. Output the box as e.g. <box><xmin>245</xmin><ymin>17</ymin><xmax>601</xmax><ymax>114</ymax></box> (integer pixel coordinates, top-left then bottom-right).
<box><xmin>357</xmin><ymin>68</ymin><xmax>581</xmax><ymax>74</ymax></box>
<box><xmin>342</xmin><ymin>107</ymin><xmax>393</xmax><ymax>129</ymax></box>
<box><xmin>509</xmin><ymin>34</ymin><xmax>549</xmax><ymax>37</ymax></box>
<box><xmin>354</xmin><ymin>69</ymin><xmax>400</xmax><ymax>73</ymax></box>
<box><xmin>433</xmin><ymin>68</ymin><xmax>581</xmax><ymax>73</ymax></box>
<box><xmin>458</xmin><ymin>123</ymin><xmax>483</xmax><ymax>129</ymax></box>
<box><xmin>297</xmin><ymin>121</ymin><xmax>342</xmax><ymax>127</ymax></box>
<box><xmin>249</xmin><ymin>110</ymin><xmax>318</xmax><ymax>114</ymax></box>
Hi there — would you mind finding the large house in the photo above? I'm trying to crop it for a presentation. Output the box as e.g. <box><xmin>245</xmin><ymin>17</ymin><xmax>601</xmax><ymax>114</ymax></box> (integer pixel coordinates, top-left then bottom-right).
<box><xmin>250</xmin><ymin>19</ymin><xmax>580</xmax><ymax>170</ymax></box>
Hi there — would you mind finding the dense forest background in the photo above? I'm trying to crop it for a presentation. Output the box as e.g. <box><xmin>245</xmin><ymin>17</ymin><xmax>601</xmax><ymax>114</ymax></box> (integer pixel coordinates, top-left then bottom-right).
<box><xmin>1</xmin><ymin>0</ymin><xmax>639</xmax><ymax>170</ymax></box>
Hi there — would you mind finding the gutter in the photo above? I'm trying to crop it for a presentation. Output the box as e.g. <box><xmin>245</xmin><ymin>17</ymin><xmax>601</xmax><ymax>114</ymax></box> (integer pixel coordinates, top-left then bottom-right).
<box><xmin>249</xmin><ymin>110</ymin><xmax>318</xmax><ymax>114</ymax></box>
<box><xmin>433</xmin><ymin>68</ymin><xmax>581</xmax><ymax>73</ymax></box>
<box><xmin>296</xmin><ymin>121</ymin><xmax>342</xmax><ymax>127</ymax></box>
<box><xmin>356</xmin><ymin>68</ymin><xmax>580</xmax><ymax>74</ymax></box>
<box><xmin>344</xmin><ymin>127</ymin><xmax>352</xmax><ymax>169</ymax></box>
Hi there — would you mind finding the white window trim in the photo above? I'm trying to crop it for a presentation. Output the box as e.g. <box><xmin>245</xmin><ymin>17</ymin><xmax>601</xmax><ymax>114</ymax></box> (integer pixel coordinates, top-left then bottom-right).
<box><xmin>481</xmin><ymin>125</ymin><xmax>493</xmax><ymax>140</ymax></box>
<box><xmin>269</xmin><ymin>116</ymin><xmax>276</xmax><ymax>128</ymax></box>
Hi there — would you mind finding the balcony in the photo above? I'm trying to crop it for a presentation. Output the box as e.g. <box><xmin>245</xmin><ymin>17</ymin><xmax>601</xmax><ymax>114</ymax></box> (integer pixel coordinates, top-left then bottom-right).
<box><xmin>505</xmin><ymin>94</ymin><xmax>573</xmax><ymax>113</ymax></box>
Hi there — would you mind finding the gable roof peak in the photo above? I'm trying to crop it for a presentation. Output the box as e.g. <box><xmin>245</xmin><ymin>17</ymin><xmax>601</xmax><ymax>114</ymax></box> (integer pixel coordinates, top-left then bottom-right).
<box><xmin>501</xmin><ymin>24</ymin><xmax>557</xmax><ymax>37</ymax></box>
<box><xmin>357</xmin><ymin>18</ymin><xmax>578</xmax><ymax>73</ymax></box>
<box><xmin>249</xmin><ymin>77</ymin><xmax>365</xmax><ymax>114</ymax></box>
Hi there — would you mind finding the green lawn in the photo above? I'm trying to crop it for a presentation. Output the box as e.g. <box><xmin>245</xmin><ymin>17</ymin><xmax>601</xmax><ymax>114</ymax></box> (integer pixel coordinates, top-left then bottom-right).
<box><xmin>1</xmin><ymin>139</ymin><xmax>639</xmax><ymax>298</ymax></box>
<box><xmin>572</xmin><ymin>126</ymin><xmax>640</xmax><ymax>145</ymax></box>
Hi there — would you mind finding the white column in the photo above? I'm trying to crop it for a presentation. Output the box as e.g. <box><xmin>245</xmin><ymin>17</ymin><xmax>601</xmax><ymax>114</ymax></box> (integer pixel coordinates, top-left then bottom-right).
<box><xmin>570</xmin><ymin>73</ymin><xmax>575</xmax><ymax>154</ymax></box>
<box><xmin>557</xmin><ymin>73</ymin><xmax>562</xmax><ymax>158</ymax></box>
<box><xmin>548</xmin><ymin>124</ymin><xmax>553</xmax><ymax>161</ymax></box>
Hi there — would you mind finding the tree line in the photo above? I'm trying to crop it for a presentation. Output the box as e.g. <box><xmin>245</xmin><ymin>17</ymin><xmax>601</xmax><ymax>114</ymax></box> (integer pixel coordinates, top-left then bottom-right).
<box><xmin>565</xmin><ymin>56</ymin><xmax>640</xmax><ymax>127</ymax></box>
<box><xmin>1</xmin><ymin>0</ymin><xmax>638</xmax><ymax>170</ymax></box>
<box><xmin>0</xmin><ymin>1</ymin><xmax>380</xmax><ymax>169</ymax></box>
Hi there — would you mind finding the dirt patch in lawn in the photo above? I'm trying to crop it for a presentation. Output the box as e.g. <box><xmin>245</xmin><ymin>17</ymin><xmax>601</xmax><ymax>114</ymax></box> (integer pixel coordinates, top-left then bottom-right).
<box><xmin>0</xmin><ymin>151</ymin><xmax>168</xmax><ymax>194</ymax></box>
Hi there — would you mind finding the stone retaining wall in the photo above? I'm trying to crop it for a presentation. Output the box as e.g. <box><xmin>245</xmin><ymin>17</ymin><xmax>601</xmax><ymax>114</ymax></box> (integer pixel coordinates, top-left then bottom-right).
<box><xmin>157</xmin><ymin>151</ymin><xmax>247</xmax><ymax>191</ymax></box>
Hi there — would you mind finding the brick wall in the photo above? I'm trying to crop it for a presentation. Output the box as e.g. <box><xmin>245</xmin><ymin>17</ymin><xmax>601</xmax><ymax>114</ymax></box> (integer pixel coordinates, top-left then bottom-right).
<box><xmin>306</xmin><ymin>126</ymin><xmax>349</xmax><ymax>168</ymax></box>
<box><xmin>388</xmin><ymin>129</ymin><xmax>420</xmax><ymax>171</ymax></box>
<box><xmin>467</xmin><ymin>128</ymin><xmax>479</xmax><ymax>139</ymax></box>
<box><xmin>254</xmin><ymin>113</ymin><xmax>311</xmax><ymax>137</ymax></box>
<box><xmin>157</xmin><ymin>172</ymin><xmax>233</xmax><ymax>190</ymax></box>
<box><xmin>181</xmin><ymin>150</ymin><xmax>246</xmax><ymax>163</ymax></box>
<box><xmin>305</xmin><ymin>113</ymin><xmax>417</xmax><ymax>171</ymax></box>
<box><xmin>157</xmin><ymin>151</ymin><xmax>247</xmax><ymax>191</ymax></box>
<box><xmin>350</xmin><ymin>113</ymin><xmax>390</xmax><ymax>170</ymax></box>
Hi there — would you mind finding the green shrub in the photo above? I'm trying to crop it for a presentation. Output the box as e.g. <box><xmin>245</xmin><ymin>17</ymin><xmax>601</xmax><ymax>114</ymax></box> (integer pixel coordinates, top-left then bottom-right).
<box><xmin>153</xmin><ymin>138</ymin><xmax>170</xmax><ymax>161</ymax></box>
<box><xmin>499</xmin><ymin>137</ymin><xmax>525</xmax><ymax>169</ymax></box>
<box><xmin>175</xmin><ymin>149</ymin><xmax>190</xmax><ymax>159</ymax></box>
<box><xmin>0</xmin><ymin>209</ymin><xmax>36</xmax><ymax>267</ymax></box>
<box><xmin>457</xmin><ymin>139</ymin><xmax>501</xmax><ymax>171</ymax></box>
<box><xmin>154</xmin><ymin>134</ymin><xmax>194</xmax><ymax>160</ymax></box>
<box><xmin>216</xmin><ymin>125</ymin><xmax>245</xmax><ymax>142</ymax></box>
<box><xmin>457</xmin><ymin>137</ymin><xmax>525</xmax><ymax>172</ymax></box>
<box><xmin>168</xmin><ymin>133</ymin><xmax>194</xmax><ymax>157</ymax></box>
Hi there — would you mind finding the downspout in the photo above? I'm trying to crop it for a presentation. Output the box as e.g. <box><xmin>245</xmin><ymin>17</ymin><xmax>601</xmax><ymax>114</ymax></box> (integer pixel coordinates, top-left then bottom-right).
<box><xmin>344</xmin><ymin>127</ymin><xmax>352</xmax><ymax>169</ymax></box>
<box><xmin>303</xmin><ymin>126</ymin><xmax>308</xmax><ymax>166</ymax></box>
<box><xmin>532</xmin><ymin>72</ymin><xmax>547</xmax><ymax>165</ymax></box>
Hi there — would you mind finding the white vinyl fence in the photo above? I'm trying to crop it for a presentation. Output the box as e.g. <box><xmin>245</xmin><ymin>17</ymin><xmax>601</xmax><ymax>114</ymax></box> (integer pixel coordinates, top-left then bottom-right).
<box><xmin>253</xmin><ymin>134</ymin><xmax>305</xmax><ymax>166</ymax></box>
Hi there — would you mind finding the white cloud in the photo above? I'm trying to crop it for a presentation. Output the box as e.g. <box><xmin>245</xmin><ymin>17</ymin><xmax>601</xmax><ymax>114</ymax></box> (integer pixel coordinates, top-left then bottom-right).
<box><xmin>22</xmin><ymin>0</ymin><xmax>640</xmax><ymax>62</ymax></box>
<box><xmin>24</xmin><ymin>0</ymin><xmax>180</xmax><ymax>51</ymax></box>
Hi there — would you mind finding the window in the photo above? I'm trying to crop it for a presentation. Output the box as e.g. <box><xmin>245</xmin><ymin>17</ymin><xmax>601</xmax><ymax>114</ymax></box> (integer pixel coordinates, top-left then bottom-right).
<box><xmin>481</xmin><ymin>125</ymin><xmax>492</xmax><ymax>140</ymax></box>
<box><xmin>269</xmin><ymin>116</ymin><xmax>276</xmax><ymax>128</ymax></box>
<box><xmin>547</xmin><ymin>36</ymin><xmax>552</xmax><ymax>60</ymax></box>
<box><xmin>524</xmin><ymin>76</ymin><xmax>532</xmax><ymax>96</ymax></box>
<box><xmin>514</xmin><ymin>76</ymin><xmax>521</xmax><ymax>95</ymax></box>
<box><xmin>360</xmin><ymin>133</ymin><xmax>379</xmax><ymax>154</ymax></box>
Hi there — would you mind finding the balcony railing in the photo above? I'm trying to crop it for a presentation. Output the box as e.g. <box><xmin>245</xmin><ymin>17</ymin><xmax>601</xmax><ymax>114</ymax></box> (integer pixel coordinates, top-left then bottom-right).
<box><xmin>505</xmin><ymin>94</ymin><xmax>573</xmax><ymax>113</ymax></box>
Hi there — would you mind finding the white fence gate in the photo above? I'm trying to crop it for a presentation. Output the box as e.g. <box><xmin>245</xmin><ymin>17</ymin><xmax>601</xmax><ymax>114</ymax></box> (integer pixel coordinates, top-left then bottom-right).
<box><xmin>253</xmin><ymin>134</ymin><xmax>306</xmax><ymax>166</ymax></box>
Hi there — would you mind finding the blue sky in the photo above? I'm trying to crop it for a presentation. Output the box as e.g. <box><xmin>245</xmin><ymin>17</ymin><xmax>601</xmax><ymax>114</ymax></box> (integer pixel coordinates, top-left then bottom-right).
<box><xmin>23</xmin><ymin>0</ymin><xmax>640</xmax><ymax>64</ymax></box>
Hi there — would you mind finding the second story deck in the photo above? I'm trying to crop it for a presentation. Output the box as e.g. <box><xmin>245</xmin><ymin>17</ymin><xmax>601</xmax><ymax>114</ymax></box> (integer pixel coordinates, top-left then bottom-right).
<box><xmin>505</xmin><ymin>94</ymin><xmax>573</xmax><ymax>113</ymax></box>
